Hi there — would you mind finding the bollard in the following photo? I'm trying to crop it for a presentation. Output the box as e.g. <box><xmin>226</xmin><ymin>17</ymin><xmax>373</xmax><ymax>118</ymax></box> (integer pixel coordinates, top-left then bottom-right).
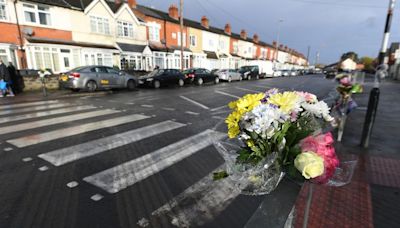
<box><xmin>360</xmin><ymin>88</ymin><xmax>380</xmax><ymax>148</ymax></box>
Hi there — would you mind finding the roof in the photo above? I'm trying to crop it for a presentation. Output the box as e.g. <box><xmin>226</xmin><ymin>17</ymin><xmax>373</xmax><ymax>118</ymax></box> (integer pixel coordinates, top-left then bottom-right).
<box><xmin>117</xmin><ymin>43</ymin><xmax>147</xmax><ymax>53</ymax></box>
<box><xmin>168</xmin><ymin>45</ymin><xmax>192</xmax><ymax>52</ymax></box>
<box><xmin>204</xmin><ymin>51</ymin><xmax>218</xmax><ymax>59</ymax></box>
<box><xmin>26</xmin><ymin>37</ymin><xmax>118</xmax><ymax>50</ymax></box>
<box><xmin>23</xmin><ymin>0</ymin><xmax>81</xmax><ymax>10</ymax></box>
<box><xmin>104</xmin><ymin>0</ymin><xmax>124</xmax><ymax>13</ymax></box>
<box><xmin>148</xmin><ymin>41</ymin><xmax>168</xmax><ymax>52</ymax></box>
<box><xmin>230</xmin><ymin>53</ymin><xmax>242</xmax><ymax>58</ymax></box>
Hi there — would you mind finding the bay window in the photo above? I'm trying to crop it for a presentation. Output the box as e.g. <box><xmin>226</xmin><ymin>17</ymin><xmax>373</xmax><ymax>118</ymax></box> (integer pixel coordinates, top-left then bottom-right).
<box><xmin>148</xmin><ymin>22</ymin><xmax>160</xmax><ymax>41</ymax></box>
<box><xmin>23</xmin><ymin>3</ymin><xmax>51</xmax><ymax>25</ymax></box>
<box><xmin>90</xmin><ymin>16</ymin><xmax>110</xmax><ymax>35</ymax></box>
<box><xmin>117</xmin><ymin>21</ymin><xmax>134</xmax><ymax>38</ymax></box>
<box><xmin>0</xmin><ymin>0</ymin><xmax>7</xmax><ymax>21</ymax></box>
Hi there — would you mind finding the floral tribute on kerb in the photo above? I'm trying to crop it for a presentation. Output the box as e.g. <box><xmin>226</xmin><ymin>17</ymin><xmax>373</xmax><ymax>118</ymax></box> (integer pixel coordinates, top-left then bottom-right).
<box><xmin>214</xmin><ymin>88</ymin><xmax>343</xmax><ymax>195</ymax></box>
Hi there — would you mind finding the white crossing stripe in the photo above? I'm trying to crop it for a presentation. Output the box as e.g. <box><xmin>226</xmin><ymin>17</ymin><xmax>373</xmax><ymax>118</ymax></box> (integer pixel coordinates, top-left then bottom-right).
<box><xmin>0</xmin><ymin>103</ymin><xmax>70</xmax><ymax>116</ymax></box>
<box><xmin>179</xmin><ymin>96</ymin><xmax>210</xmax><ymax>110</ymax></box>
<box><xmin>7</xmin><ymin>114</ymin><xmax>149</xmax><ymax>148</ymax></box>
<box><xmin>235</xmin><ymin>87</ymin><xmax>263</xmax><ymax>93</ymax></box>
<box><xmin>83</xmin><ymin>129</ymin><xmax>225</xmax><ymax>194</ymax></box>
<box><xmin>38</xmin><ymin>121</ymin><xmax>186</xmax><ymax>166</ymax></box>
<box><xmin>214</xmin><ymin>90</ymin><xmax>240</xmax><ymax>99</ymax></box>
<box><xmin>0</xmin><ymin>105</ymin><xmax>96</xmax><ymax>124</ymax></box>
<box><xmin>0</xmin><ymin>109</ymin><xmax>120</xmax><ymax>135</ymax></box>
<box><xmin>1</xmin><ymin>100</ymin><xmax>59</xmax><ymax>109</ymax></box>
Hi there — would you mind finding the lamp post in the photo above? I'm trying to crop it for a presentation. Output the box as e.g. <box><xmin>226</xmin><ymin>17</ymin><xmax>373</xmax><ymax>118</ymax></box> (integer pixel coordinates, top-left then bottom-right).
<box><xmin>274</xmin><ymin>19</ymin><xmax>284</xmax><ymax>69</ymax></box>
<box><xmin>179</xmin><ymin>0</ymin><xmax>184</xmax><ymax>71</ymax></box>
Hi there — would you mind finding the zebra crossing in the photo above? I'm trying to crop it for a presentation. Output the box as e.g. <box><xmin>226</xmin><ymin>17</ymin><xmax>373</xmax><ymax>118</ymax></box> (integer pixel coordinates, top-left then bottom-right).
<box><xmin>0</xmin><ymin>98</ymin><xmax>230</xmax><ymax>222</ymax></box>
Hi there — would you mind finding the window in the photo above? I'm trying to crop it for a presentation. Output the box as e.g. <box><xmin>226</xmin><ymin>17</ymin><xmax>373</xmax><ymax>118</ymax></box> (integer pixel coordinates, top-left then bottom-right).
<box><xmin>23</xmin><ymin>4</ymin><xmax>51</xmax><ymax>25</ymax></box>
<box><xmin>0</xmin><ymin>48</ymin><xmax>8</xmax><ymax>63</ymax></box>
<box><xmin>172</xmin><ymin>33</ymin><xmax>177</xmax><ymax>39</ymax></box>
<box><xmin>219</xmin><ymin>40</ymin><xmax>225</xmax><ymax>50</ymax></box>
<box><xmin>233</xmin><ymin>42</ymin><xmax>238</xmax><ymax>53</ymax></box>
<box><xmin>177</xmin><ymin>32</ymin><xmax>186</xmax><ymax>46</ymax></box>
<box><xmin>30</xmin><ymin>46</ymin><xmax>60</xmax><ymax>72</ymax></box>
<box><xmin>117</xmin><ymin>21</ymin><xmax>134</xmax><ymax>38</ymax></box>
<box><xmin>148</xmin><ymin>23</ymin><xmax>160</xmax><ymax>41</ymax></box>
<box><xmin>209</xmin><ymin>39</ymin><xmax>214</xmax><ymax>47</ymax></box>
<box><xmin>90</xmin><ymin>16</ymin><xmax>110</xmax><ymax>35</ymax></box>
<box><xmin>189</xmin><ymin>35</ymin><xmax>196</xmax><ymax>47</ymax></box>
<box><xmin>0</xmin><ymin>0</ymin><xmax>7</xmax><ymax>20</ymax></box>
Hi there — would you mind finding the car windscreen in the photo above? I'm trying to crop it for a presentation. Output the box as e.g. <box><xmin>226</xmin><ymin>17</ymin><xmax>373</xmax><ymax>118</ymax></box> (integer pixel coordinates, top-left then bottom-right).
<box><xmin>148</xmin><ymin>70</ymin><xmax>164</xmax><ymax>77</ymax></box>
<box><xmin>182</xmin><ymin>69</ymin><xmax>194</xmax><ymax>74</ymax></box>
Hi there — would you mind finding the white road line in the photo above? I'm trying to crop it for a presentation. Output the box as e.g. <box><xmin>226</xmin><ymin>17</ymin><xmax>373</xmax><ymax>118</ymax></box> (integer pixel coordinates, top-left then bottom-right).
<box><xmin>212</xmin><ymin>116</ymin><xmax>225</xmax><ymax>120</ymax></box>
<box><xmin>0</xmin><ymin>103</ymin><xmax>70</xmax><ymax>116</ymax></box>
<box><xmin>185</xmin><ymin>111</ymin><xmax>199</xmax><ymax>116</ymax></box>
<box><xmin>210</xmin><ymin>105</ymin><xmax>227</xmax><ymax>112</ymax></box>
<box><xmin>1</xmin><ymin>100</ymin><xmax>59</xmax><ymax>109</ymax></box>
<box><xmin>147</xmin><ymin>165</ymin><xmax>240</xmax><ymax>227</ymax></box>
<box><xmin>38</xmin><ymin>121</ymin><xmax>186</xmax><ymax>166</ymax></box>
<box><xmin>179</xmin><ymin>96</ymin><xmax>210</xmax><ymax>110</ymax></box>
<box><xmin>253</xmin><ymin>85</ymin><xmax>271</xmax><ymax>90</ymax></box>
<box><xmin>0</xmin><ymin>109</ymin><xmax>119</xmax><ymax>135</ymax></box>
<box><xmin>141</xmin><ymin>104</ymin><xmax>154</xmax><ymax>108</ymax></box>
<box><xmin>83</xmin><ymin>130</ymin><xmax>225</xmax><ymax>194</ymax></box>
<box><xmin>162</xmin><ymin>107</ymin><xmax>175</xmax><ymax>111</ymax></box>
<box><xmin>235</xmin><ymin>87</ymin><xmax>263</xmax><ymax>93</ymax></box>
<box><xmin>7</xmin><ymin>114</ymin><xmax>149</xmax><ymax>148</ymax></box>
<box><xmin>214</xmin><ymin>90</ymin><xmax>240</xmax><ymax>99</ymax></box>
<box><xmin>0</xmin><ymin>105</ymin><xmax>96</xmax><ymax>124</ymax></box>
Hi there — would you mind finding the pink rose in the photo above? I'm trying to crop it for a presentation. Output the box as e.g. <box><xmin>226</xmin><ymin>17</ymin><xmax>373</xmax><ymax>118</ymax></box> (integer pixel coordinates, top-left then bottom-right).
<box><xmin>300</xmin><ymin>136</ymin><xmax>319</xmax><ymax>152</ymax></box>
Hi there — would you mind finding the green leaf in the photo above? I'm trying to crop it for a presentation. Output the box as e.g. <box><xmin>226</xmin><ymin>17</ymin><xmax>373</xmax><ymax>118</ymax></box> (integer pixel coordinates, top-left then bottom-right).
<box><xmin>213</xmin><ymin>171</ymin><xmax>229</xmax><ymax>180</ymax></box>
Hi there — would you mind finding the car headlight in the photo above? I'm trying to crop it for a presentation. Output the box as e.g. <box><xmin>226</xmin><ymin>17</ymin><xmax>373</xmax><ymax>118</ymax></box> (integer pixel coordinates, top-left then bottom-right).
<box><xmin>146</xmin><ymin>78</ymin><xmax>154</xmax><ymax>81</ymax></box>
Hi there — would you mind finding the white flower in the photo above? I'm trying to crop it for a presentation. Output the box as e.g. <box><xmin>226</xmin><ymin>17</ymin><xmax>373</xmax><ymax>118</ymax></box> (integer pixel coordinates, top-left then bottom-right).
<box><xmin>243</xmin><ymin>104</ymin><xmax>286</xmax><ymax>139</ymax></box>
<box><xmin>302</xmin><ymin>101</ymin><xmax>333</xmax><ymax>122</ymax></box>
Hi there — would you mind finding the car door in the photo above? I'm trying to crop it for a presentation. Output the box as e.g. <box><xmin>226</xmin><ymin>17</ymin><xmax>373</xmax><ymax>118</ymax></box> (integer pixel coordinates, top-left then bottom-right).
<box><xmin>96</xmin><ymin>67</ymin><xmax>112</xmax><ymax>88</ymax></box>
<box><xmin>195</xmin><ymin>68</ymin><xmax>205</xmax><ymax>82</ymax></box>
<box><xmin>203</xmin><ymin>69</ymin><xmax>214</xmax><ymax>82</ymax></box>
<box><xmin>105</xmin><ymin>67</ymin><xmax>122</xmax><ymax>88</ymax></box>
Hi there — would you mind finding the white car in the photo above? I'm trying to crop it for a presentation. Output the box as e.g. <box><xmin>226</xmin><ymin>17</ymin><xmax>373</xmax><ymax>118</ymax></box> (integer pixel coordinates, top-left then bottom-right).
<box><xmin>272</xmin><ymin>70</ymin><xmax>282</xmax><ymax>77</ymax></box>
<box><xmin>215</xmin><ymin>69</ymin><xmax>242</xmax><ymax>82</ymax></box>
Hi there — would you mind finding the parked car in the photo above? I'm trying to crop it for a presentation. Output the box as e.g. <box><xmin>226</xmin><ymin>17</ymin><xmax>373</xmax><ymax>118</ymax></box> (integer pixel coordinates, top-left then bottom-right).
<box><xmin>325</xmin><ymin>69</ymin><xmax>338</xmax><ymax>79</ymax></box>
<box><xmin>290</xmin><ymin>70</ymin><xmax>298</xmax><ymax>77</ymax></box>
<box><xmin>238</xmin><ymin>65</ymin><xmax>260</xmax><ymax>80</ymax></box>
<box><xmin>272</xmin><ymin>70</ymin><xmax>282</xmax><ymax>77</ymax></box>
<box><xmin>281</xmin><ymin>70</ymin><xmax>291</xmax><ymax>77</ymax></box>
<box><xmin>59</xmin><ymin>66</ymin><xmax>137</xmax><ymax>92</ymax></box>
<box><xmin>138</xmin><ymin>69</ymin><xmax>185</xmax><ymax>88</ymax></box>
<box><xmin>214</xmin><ymin>69</ymin><xmax>242</xmax><ymax>82</ymax></box>
<box><xmin>183</xmin><ymin>68</ymin><xmax>220</xmax><ymax>85</ymax></box>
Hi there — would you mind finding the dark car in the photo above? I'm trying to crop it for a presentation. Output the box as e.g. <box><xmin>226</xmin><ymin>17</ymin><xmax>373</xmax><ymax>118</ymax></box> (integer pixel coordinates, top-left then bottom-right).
<box><xmin>183</xmin><ymin>68</ymin><xmax>220</xmax><ymax>85</ymax></box>
<box><xmin>138</xmin><ymin>69</ymin><xmax>185</xmax><ymax>88</ymax></box>
<box><xmin>325</xmin><ymin>69</ymin><xmax>338</xmax><ymax>79</ymax></box>
<box><xmin>238</xmin><ymin>65</ymin><xmax>259</xmax><ymax>80</ymax></box>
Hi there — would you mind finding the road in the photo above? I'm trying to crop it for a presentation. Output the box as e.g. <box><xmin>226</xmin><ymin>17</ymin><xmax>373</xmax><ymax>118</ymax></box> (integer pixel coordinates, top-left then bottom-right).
<box><xmin>0</xmin><ymin>74</ymin><xmax>335</xmax><ymax>228</ymax></box>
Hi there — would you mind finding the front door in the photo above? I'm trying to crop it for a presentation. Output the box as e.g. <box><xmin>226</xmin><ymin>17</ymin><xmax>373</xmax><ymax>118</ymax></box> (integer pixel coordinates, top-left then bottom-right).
<box><xmin>60</xmin><ymin>49</ymin><xmax>72</xmax><ymax>72</ymax></box>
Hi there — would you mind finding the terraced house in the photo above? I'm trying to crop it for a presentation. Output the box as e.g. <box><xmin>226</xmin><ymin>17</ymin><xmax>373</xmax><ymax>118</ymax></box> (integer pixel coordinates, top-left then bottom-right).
<box><xmin>0</xmin><ymin>0</ymin><xmax>307</xmax><ymax>73</ymax></box>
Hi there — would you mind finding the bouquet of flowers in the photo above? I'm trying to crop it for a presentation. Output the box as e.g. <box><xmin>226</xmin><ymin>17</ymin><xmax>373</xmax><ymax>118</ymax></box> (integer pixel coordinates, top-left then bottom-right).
<box><xmin>214</xmin><ymin>88</ymin><xmax>340</xmax><ymax>195</ymax></box>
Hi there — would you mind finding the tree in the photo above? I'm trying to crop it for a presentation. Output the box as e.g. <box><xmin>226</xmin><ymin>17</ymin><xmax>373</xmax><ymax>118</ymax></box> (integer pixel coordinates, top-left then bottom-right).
<box><xmin>360</xmin><ymin>56</ymin><xmax>376</xmax><ymax>72</ymax></box>
<box><xmin>341</xmin><ymin>51</ymin><xmax>359</xmax><ymax>62</ymax></box>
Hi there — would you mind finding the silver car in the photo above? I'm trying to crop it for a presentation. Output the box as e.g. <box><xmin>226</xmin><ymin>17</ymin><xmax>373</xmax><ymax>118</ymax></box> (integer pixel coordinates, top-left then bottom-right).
<box><xmin>215</xmin><ymin>69</ymin><xmax>242</xmax><ymax>82</ymax></box>
<box><xmin>59</xmin><ymin>66</ymin><xmax>137</xmax><ymax>92</ymax></box>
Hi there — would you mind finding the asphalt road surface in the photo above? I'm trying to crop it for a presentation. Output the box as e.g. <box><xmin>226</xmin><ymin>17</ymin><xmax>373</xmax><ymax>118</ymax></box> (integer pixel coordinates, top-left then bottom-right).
<box><xmin>0</xmin><ymin>74</ymin><xmax>336</xmax><ymax>228</ymax></box>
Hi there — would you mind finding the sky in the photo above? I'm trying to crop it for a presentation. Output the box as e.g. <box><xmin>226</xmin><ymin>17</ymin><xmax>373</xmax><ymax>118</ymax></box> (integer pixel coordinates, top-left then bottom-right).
<box><xmin>137</xmin><ymin>0</ymin><xmax>400</xmax><ymax>64</ymax></box>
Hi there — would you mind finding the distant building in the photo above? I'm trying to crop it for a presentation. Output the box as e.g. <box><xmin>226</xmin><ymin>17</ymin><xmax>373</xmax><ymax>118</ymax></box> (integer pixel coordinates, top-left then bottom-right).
<box><xmin>387</xmin><ymin>42</ymin><xmax>400</xmax><ymax>80</ymax></box>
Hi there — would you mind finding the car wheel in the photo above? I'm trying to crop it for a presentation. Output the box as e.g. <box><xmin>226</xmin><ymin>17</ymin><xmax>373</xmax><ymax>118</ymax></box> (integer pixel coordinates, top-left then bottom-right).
<box><xmin>127</xmin><ymin>80</ymin><xmax>136</xmax><ymax>91</ymax></box>
<box><xmin>196</xmin><ymin>78</ymin><xmax>203</xmax><ymax>85</ymax></box>
<box><xmin>247</xmin><ymin>75</ymin><xmax>251</xmax><ymax>80</ymax></box>
<box><xmin>153</xmin><ymin>80</ymin><xmax>161</xmax><ymax>89</ymax></box>
<box><xmin>178</xmin><ymin>79</ymin><xmax>184</xmax><ymax>87</ymax></box>
<box><xmin>239</xmin><ymin>76</ymin><xmax>243</xmax><ymax>81</ymax></box>
<box><xmin>214</xmin><ymin>77</ymin><xmax>220</xmax><ymax>84</ymax></box>
<box><xmin>228</xmin><ymin>76</ymin><xmax>232</xmax><ymax>83</ymax></box>
<box><xmin>86</xmin><ymin>80</ymin><xmax>97</xmax><ymax>92</ymax></box>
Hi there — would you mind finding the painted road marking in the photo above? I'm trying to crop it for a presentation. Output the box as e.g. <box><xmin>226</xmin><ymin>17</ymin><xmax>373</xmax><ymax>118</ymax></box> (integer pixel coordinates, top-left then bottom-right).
<box><xmin>235</xmin><ymin>87</ymin><xmax>263</xmax><ymax>93</ymax></box>
<box><xmin>0</xmin><ymin>103</ymin><xmax>70</xmax><ymax>116</ymax></box>
<box><xmin>185</xmin><ymin>111</ymin><xmax>199</xmax><ymax>116</ymax></box>
<box><xmin>162</xmin><ymin>107</ymin><xmax>175</xmax><ymax>111</ymax></box>
<box><xmin>1</xmin><ymin>100</ymin><xmax>59</xmax><ymax>109</ymax></box>
<box><xmin>253</xmin><ymin>85</ymin><xmax>271</xmax><ymax>90</ymax></box>
<box><xmin>214</xmin><ymin>90</ymin><xmax>240</xmax><ymax>99</ymax></box>
<box><xmin>90</xmin><ymin>194</ymin><xmax>103</xmax><ymax>201</ymax></box>
<box><xmin>0</xmin><ymin>105</ymin><xmax>96</xmax><ymax>124</ymax></box>
<box><xmin>38</xmin><ymin>121</ymin><xmax>186</xmax><ymax>166</ymax></box>
<box><xmin>83</xmin><ymin>130</ymin><xmax>225</xmax><ymax>194</ymax></box>
<box><xmin>141</xmin><ymin>105</ymin><xmax>154</xmax><ymax>108</ymax></box>
<box><xmin>179</xmin><ymin>96</ymin><xmax>210</xmax><ymax>110</ymax></box>
<box><xmin>22</xmin><ymin>157</ymin><xmax>33</xmax><ymax>162</ymax></box>
<box><xmin>0</xmin><ymin>109</ymin><xmax>120</xmax><ymax>135</ymax></box>
<box><xmin>210</xmin><ymin>105</ymin><xmax>227</xmax><ymax>112</ymax></box>
<box><xmin>38</xmin><ymin>166</ymin><xmax>49</xmax><ymax>172</ymax></box>
<box><xmin>66</xmin><ymin>181</ymin><xmax>79</xmax><ymax>188</ymax></box>
<box><xmin>7</xmin><ymin>114</ymin><xmax>150</xmax><ymax>148</ymax></box>
<box><xmin>3</xmin><ymin>147</ymin><xmax>13</xmax><ymax>151</ymax></box>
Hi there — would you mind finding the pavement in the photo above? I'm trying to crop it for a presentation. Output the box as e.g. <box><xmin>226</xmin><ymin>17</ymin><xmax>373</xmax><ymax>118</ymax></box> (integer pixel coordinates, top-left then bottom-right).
<box><xmin>0</xmin><ymin>74</ymin><xmax>398</xmax><ymax>228</ymax></box>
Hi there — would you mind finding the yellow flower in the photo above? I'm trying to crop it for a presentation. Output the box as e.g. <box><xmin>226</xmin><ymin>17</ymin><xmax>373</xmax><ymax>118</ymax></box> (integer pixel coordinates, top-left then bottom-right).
<box><xmin>268</xmin><ymin>92</ymin><xmax>300</xmax><ymax>113</ymax></box>
<box><xmin>236</xmin><ymin>93</ymin><xmax>265</xmax><ymax>114</ymax></box>
<box><xmin>294</xmin><ymin>152</ymin><xmax>324</xmax><ymax>179</ymax></box>
<box><xmin>228</xmin><ymin>125</ymin><xmax>240</xmax><ymax>138</ymax></box>
<box><xmin>246</xmin><ymin>140</ymin><xmax>255</xmax><ymax>148</ymax></box>
<box><xmin>228</xmin><ymin>100</ymin><xmax>238</xmax><ymax>110</ymax></box>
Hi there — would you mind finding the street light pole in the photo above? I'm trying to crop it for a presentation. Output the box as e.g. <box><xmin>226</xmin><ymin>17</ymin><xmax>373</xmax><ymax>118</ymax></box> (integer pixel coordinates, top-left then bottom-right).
<box><xmin>274</xmin><ymin>19</ymin><xmax>283</xmax><ymax>68</ymax></box>
<box><xmin>179</xmin><ymin>0</ymin><xmax>184</xmax><ymax>71</ymax></box>
<box><xmin>360</xmin><ymin>0</ymin><xmax>396</xmax><ymax>148</ymax></box>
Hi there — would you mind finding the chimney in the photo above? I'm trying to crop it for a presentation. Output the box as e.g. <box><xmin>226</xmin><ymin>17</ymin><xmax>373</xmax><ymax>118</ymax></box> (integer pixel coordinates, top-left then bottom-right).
<box><xmin>253</xmin><ymin>34</ymin><xmax>259</xmax><ymax>43</ymax></box>
<box><xmin>127</xmin><ymin>0</ymin><xmax>136</xmax><ymax>9</ymax></box>
<box><xmin>279</xmin><ymin>44</ymin><xmax>283</xmax><ymax>49</ymax></box>
<box><xmin>201</xmin><ymin>16</ymin><xmax>209</xmax><ymax>29</ymax></box>
<box><xmin>224</xmin><ymin>23</ymin><xmax>231</xmax><ymax>35</ymax></box>
<box><xmin>240</xmin><ymin>29</ymin><xmax>247</xmax><ymax>40</ymax></box>
<box><xmin>168</xmin><ymin>4</ymin><xmax>179</xmax><ymax>20</ymax></box>
<box><xmin>272</xmin><ymin>41</ymin><xmax>277</xmax><ymax>47</ymax></box>
<box><xmin>284</xmin><ymin>46</ymin><xmax>288</xmax><ymax>51</ymax></box>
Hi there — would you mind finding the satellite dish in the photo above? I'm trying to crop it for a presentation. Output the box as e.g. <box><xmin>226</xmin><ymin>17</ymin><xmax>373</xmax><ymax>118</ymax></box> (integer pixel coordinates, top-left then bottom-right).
<box><xmin>23</xmin><ymin>28</ymin><xmax>34</xmax><ymax>36</ymax></box>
